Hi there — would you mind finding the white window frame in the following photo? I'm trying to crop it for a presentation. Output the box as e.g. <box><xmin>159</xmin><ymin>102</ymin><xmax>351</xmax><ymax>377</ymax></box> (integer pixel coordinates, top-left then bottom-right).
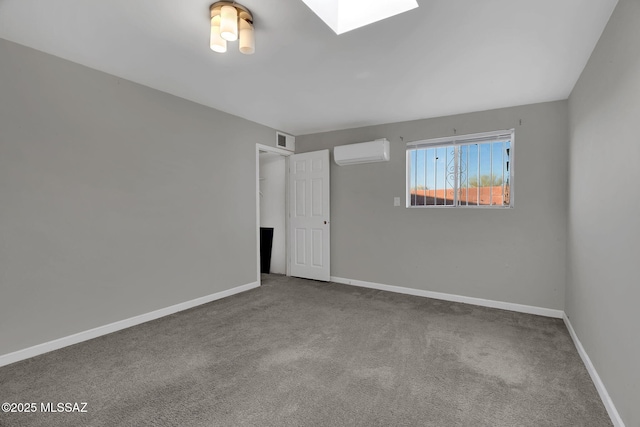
<box><xmin>405</xmin><ymin>129</ymin><xmax>515</xmax><ymax>208</ymax></box>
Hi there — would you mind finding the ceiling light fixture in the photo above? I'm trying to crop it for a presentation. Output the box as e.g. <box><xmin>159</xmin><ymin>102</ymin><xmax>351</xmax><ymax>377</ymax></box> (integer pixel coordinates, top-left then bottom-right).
<box><xmin>210</xmin><ymin>2</ymin><xmax>254</xmax><ymax>55</ymax></box>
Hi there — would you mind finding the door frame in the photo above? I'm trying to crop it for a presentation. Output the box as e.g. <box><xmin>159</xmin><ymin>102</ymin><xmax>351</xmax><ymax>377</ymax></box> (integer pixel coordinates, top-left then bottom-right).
<box><xmin>256</xmin><ymin>143</ymin><xmax>293</xmax><ymax>285</ymax></box>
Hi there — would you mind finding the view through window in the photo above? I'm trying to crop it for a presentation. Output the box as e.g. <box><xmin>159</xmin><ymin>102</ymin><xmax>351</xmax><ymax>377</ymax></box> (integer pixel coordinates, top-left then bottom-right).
<box><xmin>406</xmin><ymin>130</ymin><xmax>514</xmax><ymax>208</ymax></box>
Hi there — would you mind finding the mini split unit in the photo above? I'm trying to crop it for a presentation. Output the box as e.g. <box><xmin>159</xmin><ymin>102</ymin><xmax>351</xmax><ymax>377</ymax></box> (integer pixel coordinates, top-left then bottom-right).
<box><xmin>333</xmin><ymin>139</ymin><xmax>390</xmax><ymax>166</ymax></box>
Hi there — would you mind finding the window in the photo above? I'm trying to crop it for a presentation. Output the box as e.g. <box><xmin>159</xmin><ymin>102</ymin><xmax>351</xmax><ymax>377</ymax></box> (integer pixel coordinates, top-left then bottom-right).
<box><xmin>406</xmin><ymin>129</ymin><xmax>514</xmax><ymax>208</ymax></box>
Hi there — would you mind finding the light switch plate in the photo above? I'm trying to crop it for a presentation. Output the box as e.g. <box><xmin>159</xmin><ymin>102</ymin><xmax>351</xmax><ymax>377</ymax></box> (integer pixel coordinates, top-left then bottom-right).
<box><xmin>394</xmin><ymin>197</ymin><xmax>401</xmax><ymax>207</ymax></box>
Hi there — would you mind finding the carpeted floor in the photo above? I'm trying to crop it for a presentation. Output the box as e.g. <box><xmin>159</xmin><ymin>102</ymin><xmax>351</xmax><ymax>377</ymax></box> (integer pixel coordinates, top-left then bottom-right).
<box><xmin>0</xmin><ymin>274</ymin><xmax>611</xmax><ymax>426</ymax></box>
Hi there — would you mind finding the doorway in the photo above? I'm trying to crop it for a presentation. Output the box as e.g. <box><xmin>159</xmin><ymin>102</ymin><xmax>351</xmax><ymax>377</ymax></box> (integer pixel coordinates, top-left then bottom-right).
<box><xmin>256</xmin><ymin>144</ymin><xmax>291</xmax><ymax>284</ymax></box>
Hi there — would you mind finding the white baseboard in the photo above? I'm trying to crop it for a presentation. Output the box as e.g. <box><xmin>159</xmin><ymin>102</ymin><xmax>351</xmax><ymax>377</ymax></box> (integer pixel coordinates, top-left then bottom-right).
<box><xmin>330</xmin><ymin>276</ymin><xmax>564</xmax><ymax>318</ymax></box>
<box><xmin>0</xmin><ymin>281</ymin><xmax>259</xmax><ymax>368</ymax></box>
<box><xmin>563</xmin><ymin>314</ymin><xmax>625</xmax><ymax>427</ymax></box>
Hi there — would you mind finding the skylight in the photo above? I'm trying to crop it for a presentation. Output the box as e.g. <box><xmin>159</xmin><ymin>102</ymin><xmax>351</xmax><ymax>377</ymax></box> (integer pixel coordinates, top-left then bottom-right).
<box><xmin>301</xmin><ymin>0</ymin><xmax>419</xmax><ymax>35</ymax></box>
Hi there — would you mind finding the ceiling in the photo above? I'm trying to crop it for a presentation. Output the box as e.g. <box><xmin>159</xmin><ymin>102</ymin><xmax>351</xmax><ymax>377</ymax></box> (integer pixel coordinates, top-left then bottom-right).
<box><xmin>0</xmin><ymin>0</ymin><xmax>618</xmax><ymax>135</ymax></box>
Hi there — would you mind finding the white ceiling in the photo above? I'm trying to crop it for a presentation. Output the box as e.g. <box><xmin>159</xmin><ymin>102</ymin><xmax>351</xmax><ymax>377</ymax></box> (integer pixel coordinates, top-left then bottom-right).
<box><xmin>0</xmin><ymin>0</ymin><xmax>617</xmax><ymax>135</ymax></box>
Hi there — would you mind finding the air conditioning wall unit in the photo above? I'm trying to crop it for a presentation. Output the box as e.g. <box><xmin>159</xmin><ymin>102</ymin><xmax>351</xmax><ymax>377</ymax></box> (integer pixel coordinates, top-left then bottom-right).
<box><xmin>276</xmin><ymin>131</ymin><xmax>295</xmax><ymax>152</ymax></box>
<box><xmin>334</xmin><ymin>139</ymin><xmax>390</xmax><ymax>166</ymax></box>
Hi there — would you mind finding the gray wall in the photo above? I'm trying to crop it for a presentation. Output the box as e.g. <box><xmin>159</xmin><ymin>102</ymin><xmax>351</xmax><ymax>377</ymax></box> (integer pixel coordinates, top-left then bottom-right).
<box><xmin>567</xmin><ymin>0</ymin><xmax>640</xmax><ymax>425</ymax></box>
<box><xmin>297</xmin><ymin>101</ymin><xmax>568</xmax><ymax>310</ymax></box>
<box><xmin>0</xmin><ymin>40</ymin><xmax>275</xmax><ymax>356</ymax></box>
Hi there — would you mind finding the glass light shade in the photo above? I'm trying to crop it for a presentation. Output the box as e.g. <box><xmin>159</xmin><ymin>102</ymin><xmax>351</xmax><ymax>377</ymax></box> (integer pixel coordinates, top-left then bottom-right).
<box><xmin>210</xmin><ymin>15</ymin><xmax>227</xmax><ymax>53</ymax></box>
<box><xmin>220</xmin><ymin>5</ymin><xmax>238</xmax><ymax>41</ymax></box>
<box><xmin>239</xmin><ymin>19</ymin><xmax>254</xmax><ymax>55</ymax></box>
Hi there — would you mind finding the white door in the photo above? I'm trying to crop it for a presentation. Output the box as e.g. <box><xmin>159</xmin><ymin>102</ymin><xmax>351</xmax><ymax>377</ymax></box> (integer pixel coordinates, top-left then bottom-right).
<box><xmin>289</xmin><ymin>150</ymin><xmax>330</xmax><ymax>281</ymax></box>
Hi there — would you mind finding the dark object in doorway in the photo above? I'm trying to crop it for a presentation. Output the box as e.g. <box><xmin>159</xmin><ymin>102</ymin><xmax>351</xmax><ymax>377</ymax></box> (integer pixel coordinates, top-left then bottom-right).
<box><xmin>260</xmin><ymin>227</ymin><xmax>274</xmax><ymax>273</ymax></box>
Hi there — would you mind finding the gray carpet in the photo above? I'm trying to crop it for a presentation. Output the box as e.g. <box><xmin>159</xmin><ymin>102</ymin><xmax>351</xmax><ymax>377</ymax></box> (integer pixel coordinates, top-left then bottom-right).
<box><xmin>0</xmin><ymin>274</ymin><xmax>611</xmax><ymax>426</ymax></box>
